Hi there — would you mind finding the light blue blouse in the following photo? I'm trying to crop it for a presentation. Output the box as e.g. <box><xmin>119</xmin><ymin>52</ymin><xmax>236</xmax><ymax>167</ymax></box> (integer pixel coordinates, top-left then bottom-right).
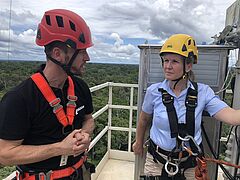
<box><xmin>142</xmin><ymin>79</ymin><xmax>228</xmax><ymax>151</ymax></box>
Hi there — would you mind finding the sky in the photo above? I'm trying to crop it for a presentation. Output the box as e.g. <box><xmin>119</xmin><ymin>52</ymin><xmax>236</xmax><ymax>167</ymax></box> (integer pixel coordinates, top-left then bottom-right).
<box><xmin>0</xmin><ymin>0</ymin><xmax>238</xmax><ymax>64</ymax></box>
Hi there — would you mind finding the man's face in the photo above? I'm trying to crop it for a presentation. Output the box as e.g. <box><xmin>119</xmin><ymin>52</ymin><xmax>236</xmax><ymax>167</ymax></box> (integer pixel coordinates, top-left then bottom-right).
<box><xmin>66</xmin><ymin>49</ymin><xmax>90</xmax><ymax>76</ymax></box>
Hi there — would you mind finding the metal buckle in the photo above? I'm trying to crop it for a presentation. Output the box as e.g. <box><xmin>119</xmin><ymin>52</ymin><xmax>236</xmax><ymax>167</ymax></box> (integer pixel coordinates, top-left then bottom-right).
<box><xmin>49</xmin><ymin>98</ymin><xmax>63</xmax><ymax>113</ymax></box>
<box><xmin>38</xmin><ymin>172</ymin><xmax>46</xmax><ymax>180</ymax></box>
<box><xmin>49</xmin><ymin>98</ymin><xmax>61</xmax><ymax>107</ymax></box>
<box><xmin>67</xmin><ymin>95</ymin><xmax>78</xmax><ymax>101</ymax></box>
<box><xmin>186</xmin><ymin>95</ymin><xmax>197</xmax><ymax>108</ymax></box>
<box><xmin>164</xmin><ymin>160</ymin><xmax>179</xmax><ymax>176</ymax></box>
<box><xmin>67</xmin><ymin>101</ymin><xmax>76</xmax><ymax>107</ymax></box>
<box><xmin>38</xmin><ymin>171</ymin><xmax>52</xmax><ymax>180</ymax></box>
<box><xmin>45</xmin><ymin>170</ymin><xmax>53</xmax><ymax>180</ymax></box>
<box><xmin>52</xmin><ymin>104</ymin><xmax>63</xmax><ymax>113</ymax></box>
<box><xmin>144</xmin><ymin>139</ymin><xmax>150</xmax><ymax>148</ymax></box>
<box><xmin>156</xmin><ymin>145</ymin><xmax>160</xmax><ymax>153</ymax></box>
<box><xmin>67</xmin><ymin>95</ymin><xmax>77</xmax><ymax>107</ymax></box>
<box><xmin>162</xmin><ymin>93</ymin><xmax>173</xmax><ymax>104</ymax></box>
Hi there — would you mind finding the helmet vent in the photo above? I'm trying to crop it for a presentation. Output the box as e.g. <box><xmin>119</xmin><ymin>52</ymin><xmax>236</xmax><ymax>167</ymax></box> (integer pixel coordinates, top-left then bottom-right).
<box><xmin>37</xmin><ymin>29</ymin><xmax>41</xmax><ymax>39</ymax></box>
<box><xmin>56</xmin><ymin>16</ymin><xmax>64</xmax><ymax>27</ymax></box>
<box><xmin>69</xmin><ymin>21</ymin><xmax>76</xmax><ymax>31</ymax></box>
<box><xmin>65</xmin><ymin>39</ymin><xmax>76</xmax><ymax>49</ymax></box>
<box><xmin>188</xmin><ymin>39</ymin><xmax>191</xmax><ymax>45</ymax></box>
<box><xmin>182</xmin><ymin>44</ymin><xmax>187</xmax><ymax>52</ymax></box>
<box><xmin>79</xmin><ymin>33</ymin><xmax>86</xmax><ymax>44</ymax></box>
<box><xmin>45</xmin><ymin>15</ymin><xmax>51</xmax><ymax>26</ymax></box>
<box><xmin>193</xmin><ymin>40</ymin><xmax>196</xmax><ymax>46</ymax></box>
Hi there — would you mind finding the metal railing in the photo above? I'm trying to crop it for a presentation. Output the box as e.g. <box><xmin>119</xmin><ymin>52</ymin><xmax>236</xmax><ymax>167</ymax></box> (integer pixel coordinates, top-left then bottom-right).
<box><xmin>89</xmin><ymin>82</ymin><xmax>138</xmax><ymax>179</ymax></box>
<box><xmin>89</xmin><ymin>82</ymin><xmax>138</xmax><ymax>151</ymax></box>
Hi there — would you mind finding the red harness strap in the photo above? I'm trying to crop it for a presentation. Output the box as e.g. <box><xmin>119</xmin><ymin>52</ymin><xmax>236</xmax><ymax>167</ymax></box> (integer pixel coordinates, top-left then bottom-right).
<box><xmin>16</xmin><ymin>156</ymin><xmax>87</xmax><ymax>180</ymax></box>
<box><xmin>195</xmin><ymin>157</ymin><xmax>209</xmax><ymax>180</ymax></box>
<box><xmin>31</xmin><ymin>73</ymin><xmax>77</xmax><ymax>127</ymax></box>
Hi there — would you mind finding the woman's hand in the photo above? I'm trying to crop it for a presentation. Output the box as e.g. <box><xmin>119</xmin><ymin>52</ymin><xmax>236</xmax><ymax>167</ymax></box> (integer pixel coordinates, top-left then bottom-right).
<box><xmin>132</xmin><ymin>141</ymin><xmax>144</xmax><ymax>157</ymax></box>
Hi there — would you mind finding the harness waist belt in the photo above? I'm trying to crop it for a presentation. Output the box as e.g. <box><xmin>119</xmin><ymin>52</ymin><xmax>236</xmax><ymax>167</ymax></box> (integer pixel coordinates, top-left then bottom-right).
<box><xmin>17</xmin><ymin>156</ymin><xmax>87</xmax><ymax>180</ymax></box>
<box><xmin>149</xmin><ymin>139</ymin><xmax>189</xmax><ymax>159</ymax></box>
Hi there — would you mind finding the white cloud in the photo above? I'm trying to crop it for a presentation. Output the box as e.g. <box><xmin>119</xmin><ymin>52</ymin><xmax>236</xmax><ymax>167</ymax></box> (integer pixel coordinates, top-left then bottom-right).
<box><xmin>17</xmin><ymin>29</ymin><xmax>36</xmax><ymax>44</ymax></box>
<box><xmin>0</xmin><ymin>0</ymin><xmax>237</xmax><ymax>63</ymax></box>
<box><xmin>110</xmin><ymin>33</ymin><xmax>124</xmax><ymax>47</ymax></box>
<box><xmin>88</xmin><ymin>33</ymin><xmax>139</xmax><ymax>64</ymax></box>
<box><xmin>110</xmin><ymin>33</ymin><xmax>137</xmax><ymax>56</ymax></box>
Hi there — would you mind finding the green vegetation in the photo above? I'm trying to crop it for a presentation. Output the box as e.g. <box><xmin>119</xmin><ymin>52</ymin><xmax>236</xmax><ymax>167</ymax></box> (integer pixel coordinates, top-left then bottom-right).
<box><xmin>0</xmin><ymin>61</ymin><xmax>139</xmax><ymax>96</ymax></box>
<box><xmin>0</xmin><ymin>166</ymin><xmax>15</xmax><ymax>179</ymax></box>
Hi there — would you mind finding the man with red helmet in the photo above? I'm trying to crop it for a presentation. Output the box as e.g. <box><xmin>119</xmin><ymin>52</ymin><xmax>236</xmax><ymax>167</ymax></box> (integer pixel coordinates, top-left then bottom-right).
<box><xmin>0</xmin><ymin>9</ymin><xmax>95</xmax><ymax>180</ymax></box>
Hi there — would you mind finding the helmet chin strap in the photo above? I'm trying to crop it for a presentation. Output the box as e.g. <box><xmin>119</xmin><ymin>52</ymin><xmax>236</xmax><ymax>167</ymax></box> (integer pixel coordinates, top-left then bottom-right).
<box><xmin>47</xmin><ymin>49</ymin><xmax>80</xmax><ymax>76</ymax></box>
<box><xmin>171</xmin><ymin>58</ymin><xmax>187</xmax><ymax>89</ymax></box>
<box><xmin>172</xmin><ymin>73</ymin><xmax>187</xmax><ymax>89</ymax></box>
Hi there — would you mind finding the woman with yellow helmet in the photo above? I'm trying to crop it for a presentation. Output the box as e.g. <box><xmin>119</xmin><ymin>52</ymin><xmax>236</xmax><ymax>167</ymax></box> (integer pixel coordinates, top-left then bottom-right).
<box><xmin>133</xmin><ymin>34</ymin><xmax>240</xmax><ymax>179</ymax></box>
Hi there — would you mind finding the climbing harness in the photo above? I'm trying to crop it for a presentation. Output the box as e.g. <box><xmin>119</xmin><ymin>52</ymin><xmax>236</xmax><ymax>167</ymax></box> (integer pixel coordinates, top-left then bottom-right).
<box><xmin>148</xmin><ymin>134</ymin><xmax>207</xmax><ymax>180</ymax></box>
<box><xmin>146</xmin><ymin>137</ymin><xmax>199</xmax><ymax>179</ymax></box>
<box><xmin>16</xmin><ymin>156</ymin><xmax>89</xmax><ymax>180</ymax></box>
<box><xmin>31</xmin><ymin>72</ymin><xmax>77</xmax><ymax>134</ymax></box>
<box><xmin>158</xmin><ymin>81</ymin><xmax>197</xmax><ymax>140</ymax></box>
<box><xmin>141</xmin><ymin>82</ymin><xmax>199</xmax><ymax>179</ymax></box>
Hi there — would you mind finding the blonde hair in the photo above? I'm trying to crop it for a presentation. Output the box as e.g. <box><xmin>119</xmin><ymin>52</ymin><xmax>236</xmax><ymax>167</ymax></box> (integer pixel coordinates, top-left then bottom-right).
<box><xmin>187</xmin><ymin>70</ymin><xmax>195</xmax><ymax>82</ymax></box>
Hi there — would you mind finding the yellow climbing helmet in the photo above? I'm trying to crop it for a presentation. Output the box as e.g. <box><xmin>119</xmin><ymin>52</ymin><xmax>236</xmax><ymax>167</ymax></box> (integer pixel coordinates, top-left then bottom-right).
<box><xmin>160</xmin><ymin>34</ymin><xmax>198</xmax><ymax>64</ymax></box>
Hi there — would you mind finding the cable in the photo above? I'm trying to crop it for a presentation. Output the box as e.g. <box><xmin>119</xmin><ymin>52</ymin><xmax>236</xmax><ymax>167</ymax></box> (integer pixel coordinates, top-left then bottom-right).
<box><xmin>235</xmin><ymin>126</ymin><xmax>240</xmax><ymax>147</ymax></box>
<box><xmin>201</xmin><ymin>123</ymin><xmax>235</xmax><ymax>180</ymax></box>
<box><xmin>215</xmin><ymin>66</ymin><xmax>235</xmax><ymax>94</ymax></box>
<box><xmin>226</xmin><ymin>125</ymin><xmax>234</xmax><ymax>145</ymax></box>
<box><xmin>233</xmin><ymin>126</ymin><xmax>240</xmax><ymax>178</ymax></box>
<box><xmin>7</xmin><ymin>0</ymin><xmax>12</xmax><ymax>62</ymax></box>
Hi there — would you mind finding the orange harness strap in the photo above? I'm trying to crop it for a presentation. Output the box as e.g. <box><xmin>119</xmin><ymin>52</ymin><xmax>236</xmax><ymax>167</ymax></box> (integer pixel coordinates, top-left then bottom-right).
<box><xmin>17</xmin><ymin>156</ymin><xmax>87</xmax><ymax>180</ymax></box>
<box><xmin>195</xmin><ymin>157</ymin><xmax>210</xmax><ymax>180</ymax></box>
<box><xmin>31</xmin><ymin>73</ymin><xmax>77</xmax><ymax>127</ymax></box>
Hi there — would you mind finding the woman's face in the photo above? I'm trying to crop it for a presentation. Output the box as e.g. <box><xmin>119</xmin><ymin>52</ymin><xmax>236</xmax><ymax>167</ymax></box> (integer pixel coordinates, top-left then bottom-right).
<box><xmin>162</xmin><ymin>53</ymin><xmax>186</xmax><ymax>81</ymax></box>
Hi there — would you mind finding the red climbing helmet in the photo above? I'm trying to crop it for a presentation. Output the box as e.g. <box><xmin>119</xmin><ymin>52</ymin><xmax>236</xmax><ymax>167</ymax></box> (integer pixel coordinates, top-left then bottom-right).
<box><xmin>36</xmin><ymin>9</ymin><xmax>93</xmax><ymax>49</ymax></box>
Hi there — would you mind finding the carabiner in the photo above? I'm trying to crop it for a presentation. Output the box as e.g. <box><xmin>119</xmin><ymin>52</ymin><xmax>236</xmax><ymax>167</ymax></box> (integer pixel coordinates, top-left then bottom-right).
<box><xmin>178</xmin><ymin>134</ymin><xmax>190</xmax><ymax>141</ymax></box>
<box><xmin>144</xmin><ymin>138</ymin><xmax>150</xmax><ymax>148</ymax></box>
<box><xmin>181</xmin><ymin>142</ymin><xmax>198</xmax><ymax>156</ymax></box>
<box><xmin>164</xmin><ymin>160</ymin><xmax>179</xmax><ymax>176</ymax></box>
<box><xmin>178</xmin><ymin>134</ymin><xmax>202</xmax><ymax>155</ymax></box>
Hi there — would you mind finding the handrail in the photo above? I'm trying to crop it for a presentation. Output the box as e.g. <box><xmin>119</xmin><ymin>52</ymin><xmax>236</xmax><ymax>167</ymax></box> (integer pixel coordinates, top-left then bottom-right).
<box><xmin>109</xmin><ymin>104</ymin><xmax>138</xmax><ymax>110</ymax></box>
<box><xmin>90</xmin><ymin>82</ymin><xmax>110</xmax><ymax>92</ymax></box>
<box><xmin>92</xmin><ymin>105</ymin><xmax>109</xmax><ymax>119</ymax></box>
<box><xmin>89</xmin><ymin>82</ymin><xmax>138</xmax><ymax>154</ymax></box>
<box><xmin>89</xmin><ymin>82</ymin><xmax>138</xmax><ymax>92</ymax></box>
<box><xmin>89</xmin><ymin>126</ymin><xmax>108</xmax><ymax>151</ymax></box>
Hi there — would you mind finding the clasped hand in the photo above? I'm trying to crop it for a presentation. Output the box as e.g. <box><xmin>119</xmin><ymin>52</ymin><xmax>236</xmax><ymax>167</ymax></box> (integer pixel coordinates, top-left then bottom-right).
<box><xmin>61</xmin><ymin>129</ymin><xmax>91</xmax><ymax>157</ymax></box>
